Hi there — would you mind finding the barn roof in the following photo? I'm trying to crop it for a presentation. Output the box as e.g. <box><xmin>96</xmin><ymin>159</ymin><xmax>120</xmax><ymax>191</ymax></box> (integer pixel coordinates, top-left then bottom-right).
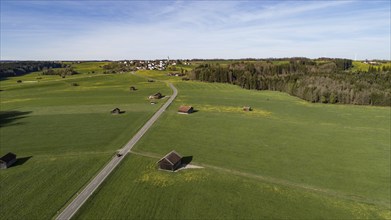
<box><xmin>158</xmin><ymin>150</ymin><xmax>182</xmax><ymax>165</ymax></box>
<box><xmin>0</xmin><ymin>152</ymin><xmax>16</xmax><ymax>163</ymax></box>
<box><xmin>178</xmin><ymin>105</ymin><xmax>193</xmax><ymax>112</ymax></box>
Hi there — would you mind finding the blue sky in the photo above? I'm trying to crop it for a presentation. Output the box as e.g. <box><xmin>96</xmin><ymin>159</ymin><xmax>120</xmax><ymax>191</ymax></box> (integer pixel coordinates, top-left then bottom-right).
<box><xmin>1</xmin><ymin>0</ymin><xmax>390</xmax><ymax>60</ymax></box>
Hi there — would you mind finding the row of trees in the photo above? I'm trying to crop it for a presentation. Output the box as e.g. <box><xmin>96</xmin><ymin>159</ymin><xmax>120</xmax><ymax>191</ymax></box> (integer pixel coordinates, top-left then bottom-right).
<box><xmin>368</xmin><ymin>65</ymin><xmax>391</xmax><ymax>72</ymax></box>
<box><xmin>0</xmin><ymin>61</ymin><xmax>63</xmax><ymax>78</ymax></box>
<box><xmin>42</xmin><ymin>67</ymin><xmax>78</xmax><ymax>77</ymax></box>
<box><xmin>102</xmin><ymin>62</ymin><xmax>136</xmax><ymax>73</ymax></box>
<box><xmin>189</xmin><ymin>59</ymin><xmax>390</xmax><ymax>106</ymax></box>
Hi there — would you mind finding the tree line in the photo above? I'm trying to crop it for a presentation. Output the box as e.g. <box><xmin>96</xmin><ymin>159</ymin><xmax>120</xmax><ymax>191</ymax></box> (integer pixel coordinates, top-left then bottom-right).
<box><xmin>189</xmin><ymin>59</ymin><xmax>391</xmax><ymax>106</ymax></box>
<box><xmin>102</xmin><ymin>62</ymin><xmax>136</xmax><ymax>73</ymax></box>
<box><xmin>41</xmin><ymin>67</ymin><xmax>78</xmax><ymax>77</ymax></box>
<box><xmin>0</xmin><ymin>61</ymin><xmax>63</xmax><ymax>78</ymax></box>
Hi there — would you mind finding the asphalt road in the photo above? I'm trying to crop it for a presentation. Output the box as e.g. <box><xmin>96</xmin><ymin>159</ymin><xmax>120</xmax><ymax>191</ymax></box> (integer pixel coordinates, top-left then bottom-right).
<box><xmin>56</xmin><ymin>83</ymin><xmax>178</xmax><ymax>220</ymax></box>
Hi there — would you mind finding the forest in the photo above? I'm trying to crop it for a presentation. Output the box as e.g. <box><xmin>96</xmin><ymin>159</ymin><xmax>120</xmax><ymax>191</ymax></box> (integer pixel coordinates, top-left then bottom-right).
<box><xmin>189</xmin><ymin>58</ymin><xmax>391</xmax><ymax>106</ymax></box>
<box><xmin>0</xmin><ymin>61</ymin><xmax>63</xmax><ymax>78</ymax></box>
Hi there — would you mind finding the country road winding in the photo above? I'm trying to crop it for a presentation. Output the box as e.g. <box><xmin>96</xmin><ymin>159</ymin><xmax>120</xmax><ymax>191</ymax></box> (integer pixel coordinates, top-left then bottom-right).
<box><xmin>56</xmin><ymin>83</ymin><xmax>178</xmax><ymax>220</ymax></box>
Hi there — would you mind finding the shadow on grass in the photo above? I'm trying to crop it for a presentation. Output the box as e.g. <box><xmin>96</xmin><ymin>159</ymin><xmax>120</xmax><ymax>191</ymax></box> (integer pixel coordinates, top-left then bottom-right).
<box><xmin>11</xmin><ymin>156</ymin><xmax>33</xmax><ymax>168</ymax></box>
<box><xmin>0</xmin><ymin>111</ymin><xmax>32</xmax><ymax>127</ymax></box>
<box><xmin>181</xmin><ymin>156</ymin><xmax>193</xmax><ymax>165</ymax></box>
<box><xmin>178</xmin><ymin>110</ymin><xmax>198</xmax><ymax>115</ymax></box>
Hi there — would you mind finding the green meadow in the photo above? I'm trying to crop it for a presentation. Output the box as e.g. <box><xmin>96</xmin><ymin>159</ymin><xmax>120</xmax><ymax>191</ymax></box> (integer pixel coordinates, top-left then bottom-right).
<box><xmin>352</xmin><ymin>61</ymin><xmax>391</xmax><ymax>71</ymax></box>
<box><xmin>0</xmin><ymin>65</ymin><xmax>170</xmax><ymax>219</ymax></box>
<box><xmin>71</xmin><ymin>61</ymin><xmax>110</xmax><ymax>74</ymax></box>
<box><xmin>74</xmin><ymin>72</ymin><xmax>391</xmax><ymax>219</ymax></box>
<box><xmin>135</xmin><ymin>80</ymin><xmax>390</xmax><ymax>204</ymax></box>
<box><xmin>1</xmin><ymin>65</ymin><xmax>390</xmax><ymax>219</ymax></box>
<box><xmin>74</xmin><ymin>155</ymin><xmax>390</xmax><ymax>219</ymax></box>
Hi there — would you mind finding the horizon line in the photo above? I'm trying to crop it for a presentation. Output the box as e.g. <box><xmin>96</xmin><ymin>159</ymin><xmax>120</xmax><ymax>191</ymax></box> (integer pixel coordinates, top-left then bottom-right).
<box><xmin>1</xmin><ymin>57</ymin><xmax>390</xmax><ymax>62</ymax></box>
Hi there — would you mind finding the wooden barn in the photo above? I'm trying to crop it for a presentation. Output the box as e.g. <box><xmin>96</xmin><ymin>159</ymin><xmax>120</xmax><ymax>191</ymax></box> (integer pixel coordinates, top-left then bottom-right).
<box><xmin>178</xmin><ymin>105</ymin><xmax>194</xmax><ymax>114</ymax></box>
<box><xmin>0</xmin><ymin>152</ymin><xmax>16</xmax><ymax>169</ymax></box>
<box><xmin>149</xmin><ymin>92</ymin><xmax>163</xmax><ymax>99</ymax></box>
<box><xmin>111</xmin><ymin>108</ymin><xmax>121</xmax><ymax>114</ymax></box>
<box><xmin>157</xmin><ymin>151</ymin><xmax>182</xmax><ymax>171</ymax></box>
<box><xmin>243</xmin><ymin>106</ymin><xmax>252</xmax><ymax>111</ymax></box>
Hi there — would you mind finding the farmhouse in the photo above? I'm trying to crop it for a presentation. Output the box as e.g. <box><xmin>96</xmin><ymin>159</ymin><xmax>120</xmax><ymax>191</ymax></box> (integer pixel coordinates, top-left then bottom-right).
<box><xmin>111</xmin><ymin>108</ymin><xmax>121</xmax><ymax>114</ymax></box>
<box><xmin>178</xmin><ymin>105</ymin><xmax>194</xmax><ymax>114</ymax></box>
<box><xmin>157</xmin><ymin>150</ymin><xmax>182</xmax><ymax>171</ymax></box>
<box><xmin>0</xmin><ymin>152</ymin><xmax>16</xmax><ymax>169</ymax></box>
<box><xmin>243</xmin><ymin>106</ymin><xmax>252</xmax><ymax>111</ymax></box>
<box><xmin>167</xmin><ymin>72</ymin><xmax>185</xmax><ymax>77</ymax></box>
<box><xmin>149</xmin><ymin>92</ymin><xmax>163</xmax><ymax>99</ymax></box>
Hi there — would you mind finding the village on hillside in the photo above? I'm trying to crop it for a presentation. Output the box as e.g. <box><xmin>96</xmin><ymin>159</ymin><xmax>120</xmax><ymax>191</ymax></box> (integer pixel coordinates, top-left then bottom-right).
<box><xmin>120</xmin><ymin>58</ymin><xmax>191</xmax><ymax>71</ymax></box>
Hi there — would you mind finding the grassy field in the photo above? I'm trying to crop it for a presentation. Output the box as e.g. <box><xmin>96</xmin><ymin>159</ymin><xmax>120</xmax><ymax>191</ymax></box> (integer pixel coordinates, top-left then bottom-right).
<box><xmin>74</xmin><ymin>72</ymin><xmax>391</xmax><ymax>219</ymax></box>
<box><xmin>352</xmin><ymin>61</ymin><xmax>391</xmax><ymax>71</ymax></box>
<box><xmin>71</xmin><ymin>61</ymin><xmax>110</xmax><ymax>74</ymax></box>
<box><xmin>0</xmin><ymin>64</ymin><xmax>171</xmax><ymax>219</ymax></box>
<box><xmin>1</xmin><ymin>64</ymin><xmax>390</xmax><ymax>219</ymax></box>
<box><xmin>74</xmin><ymin>155</ymin><xmax>389</xmax><ymax>220</ymax></box>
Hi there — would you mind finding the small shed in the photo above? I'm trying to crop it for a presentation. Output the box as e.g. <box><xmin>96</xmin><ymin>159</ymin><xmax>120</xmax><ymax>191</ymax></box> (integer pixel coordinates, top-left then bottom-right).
<box><xmin>178</xmin><ymin>105</ymin><xmax>194</xmax><ymax>114</ymax></box>
<box><xmin>130</xmin><ymin>86</ymin><xmax>136</xmax><ymax>91</ymax></box>
<box><xmin>243</xmin><ymin>106</ymin><xmax>252</xmax><ymax>111</ymax></box>
<box><xmin>0</xmin><ymin>152</ymin><xmax>17</xmax><ymax>169</ymax></box>
<box><xmin>111</xmin><ymin>108</ymin><xmax>121</xmax><ymax>114</ymax></box>
<box><xmin>157</xmin><ymin>150</ymin><xmax>182</xmax><ymax>171</ymax></box>
<box><xmin>149</xmin><ymin>92</ymin><xmax>163</xmax><ymax>99</ymax></box>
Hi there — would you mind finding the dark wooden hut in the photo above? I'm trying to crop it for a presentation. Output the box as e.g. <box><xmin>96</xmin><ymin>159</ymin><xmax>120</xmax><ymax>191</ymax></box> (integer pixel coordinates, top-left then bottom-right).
<box><xmin>149</xmin><ymin>92</ymin><xmax>163</xmax><ymax>99</ymax></box>
<box><xmin>130</xmin><ymin>86</ymin><xmax>136</xmax><ymax>91</ymax></box>
<box><xmin>243</xmin><ymin>106</ymin><xmax>252</xmax><ymax>111</ymax></box>
<box><xmin>0</xmin><ymin>152</ymin><xmax>16</xmax><ymax>169</ymax></box>
<box><xmin>178</xmin><ymin>105</ymin><xmax>194</xmax><ymax>114</ymax></box>
<box><xmin>111</xmin><ymin>108</ymin><xmax>121</xmax><ymax>114</ymax></box>
<box><xmin>157</xmin><ymin>151</ymin><xmax>182</xmax><ymax>171</ymax></box>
